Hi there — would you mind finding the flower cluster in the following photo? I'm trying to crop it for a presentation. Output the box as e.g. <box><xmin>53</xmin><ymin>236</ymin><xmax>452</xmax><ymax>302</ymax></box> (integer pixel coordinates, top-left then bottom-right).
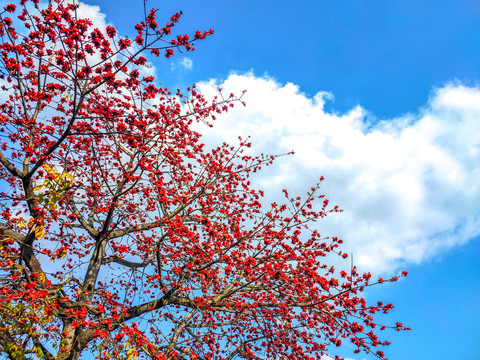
<box><xmin>0</xmin><ymin>1</ymin><xmax>408</xmax><ymax>360</ymax></box>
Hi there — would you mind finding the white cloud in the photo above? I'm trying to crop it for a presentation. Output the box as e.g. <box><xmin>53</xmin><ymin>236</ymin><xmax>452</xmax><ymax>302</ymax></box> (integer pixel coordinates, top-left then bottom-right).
<box><xmin>75</xmin><ymin>1</ymin><xmax>107</xmax><ymax>31</ymax></box>
<box><xmin>196</xmin><ymin>73</ymin><xmax>480</xmax><ymax>274</ymax></box>
<box><xmin>170</xmin><ymin>57</ymin><xmax>194</xmax><ymax>71</ymax></box>
<box><xmin>180</xmin><ymin>57</ymin><xmax>194</xmax><ymax>70</ymax></box>
<box><xmin>74</xmin><ymin>1</ymin><xmax>156</xmax><ymax>78</ymax></box>
<box><xmin>26</xmin><ymin>2</ymin><xmax>480</xmax><ymax>276</ymax></box>
<box><xmin>321</xmin><ymin>355</ymin><xmax>358</xmax><ymax>360</ymax></box>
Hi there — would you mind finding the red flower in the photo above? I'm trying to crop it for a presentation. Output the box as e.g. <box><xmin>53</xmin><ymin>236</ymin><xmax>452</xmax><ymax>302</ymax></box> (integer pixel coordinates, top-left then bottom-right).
<box><xmin>3</xmin><ymin>4</ymin><xmax>16</xmax><ymax>12</ymax></box>
<box><xmin>118</xmin><ymin>38</ymin><xmax>131</xmax><ymax>50</ymax></box>
<box><xmin>165</xmin><ymin>49</ymin><xmax>174</xmax><ymax>58</ymax></box>
<box><xmin>105</xmin><ymin>25</ymin><xmax>116</xmax><ymax>38</ymax></box>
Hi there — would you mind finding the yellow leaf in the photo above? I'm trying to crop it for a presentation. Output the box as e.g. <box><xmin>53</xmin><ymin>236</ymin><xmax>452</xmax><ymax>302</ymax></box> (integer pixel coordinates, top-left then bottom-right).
<box><xmin>126</xmin><ymin>348</ymin><xmax>137</xmax><ymax>360</ymax></box>
<box><xmin>43</xmin><ymin>164</ymin><xmax>57</xmax><ymax>175</ymax></box>
<box><xmin>34</xmin><ymin>225</ymin><xmax>45</xmax><ymax>239</ymax></box>
<box><xmin>61</xmin><ymin>172</ymin><xmax>73</xmax><ymax>182</ymax></box>
<box><xmin>38</xmin><ymin>272</ymin><xmax>46</xmax><ymax>282</ymax></box>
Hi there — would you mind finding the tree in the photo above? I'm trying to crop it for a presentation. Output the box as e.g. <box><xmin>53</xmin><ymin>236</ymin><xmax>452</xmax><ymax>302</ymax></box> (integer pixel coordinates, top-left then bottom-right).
<box><xmin>0</xmin><ymin>1</ymin><xmax>409</xmax><ymax>359</ymax></box>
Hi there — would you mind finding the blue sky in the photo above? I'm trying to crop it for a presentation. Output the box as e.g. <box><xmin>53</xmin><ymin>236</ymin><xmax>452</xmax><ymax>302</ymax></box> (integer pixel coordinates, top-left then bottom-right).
<box><xmin>86</xmin><ymin>0</ymin><xmax>480</xmax><ymax>118</ymax></box>
<box><xmin>71</xmin><ymin>0</ymin><xmax>480</xmax><ymax>359</ymax></box>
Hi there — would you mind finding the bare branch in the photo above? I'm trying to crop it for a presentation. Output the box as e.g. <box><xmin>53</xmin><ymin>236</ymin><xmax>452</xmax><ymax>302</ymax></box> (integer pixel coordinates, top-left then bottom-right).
<box><xmin>101</xmin><ymin>256</ymin><xmax>151</xmax><ymax>268</ymax></box>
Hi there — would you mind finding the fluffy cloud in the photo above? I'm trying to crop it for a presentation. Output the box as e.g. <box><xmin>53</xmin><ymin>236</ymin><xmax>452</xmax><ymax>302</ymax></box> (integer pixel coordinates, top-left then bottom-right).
<box><xmin>27</xmin><ymin>1</ymin><xmax>480</xmax><ymax>275</ymax></box>
<box><xmin>180</xmin><ymin>57</ymin><xmax>194</xmax><ymax>70</ymax></box>
<box><xmin>321</xmin><ymin>355</ymin><xmax>358</xmax><ymax>360</ymax></box>
<box><xmin>75</xmin><ymin>1</ymin><xmax>107</xmax><ymax>30</ymax></box>
<box><xmin>197</xmin><ymin>73</ymin><xmax>480</xmax><ymax>274</ymax></box>
<box><xmin>75</xmin><ymin>1</ymin><xmax>155</xmax><ymax>78</ymax></box>
<box><xmin>170</xmin><ymin>57</ymin><xmax>194</xmax><ymax>71</ymax></box>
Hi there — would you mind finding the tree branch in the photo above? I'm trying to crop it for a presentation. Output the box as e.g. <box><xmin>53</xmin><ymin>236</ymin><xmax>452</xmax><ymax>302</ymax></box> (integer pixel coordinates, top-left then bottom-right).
<box><xmin>0</xmin><ymin>322</ymin><xmax>25</xmax><ymax>360</ymax></box>
<box><xmin>101</xmin><ymin>256</ymin><xmax>152</xmax><ymax>268</ymax></box>
<box><xmin>117</xmin><ymin>292</ymin><xmax>172</xmax><ymax>324</ymax></box>
<box><xmin>0</xmin><ymin>224</ymin><xmax>25</xmax><ymax>242</ymax></box>
<box><xmin>0</xmin><ymin>150</ymin><xmax>25</xmax><ymax>178</ymax></box>
<box><xmin>31</xmin><ymin>335</ymin><xmax>55</xmax><ymax>360</ymax></box>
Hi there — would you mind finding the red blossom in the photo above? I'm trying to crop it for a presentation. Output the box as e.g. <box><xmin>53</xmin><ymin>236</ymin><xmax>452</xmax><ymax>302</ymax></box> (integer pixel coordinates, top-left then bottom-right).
<box><xmin>0</xmin><ymin>1</ymin><xmax>407</xmax><ymax>360</ymax></box>
<box><xmin>105</xmin><ymin>25</ymin><xmax>116</xmax><ymax>38</ymax></box>
<box><xmin>146</xmin><ymin>8</ymin><xmax>158</xmax><ymax>30</ymax></box>
<box><xmin>117</xmin><ymin>37</ymin><xmax>130</xmax><ymax>50</ymax></box>
<box><xmin>194</xmin><ymin>29</ymin><xmax>214</xmax><ymax>40</ymax></box>
<box><xmin>3</xmin><ymin>4</ymin><xmax>16</xmax><ymax>12</ymax></box>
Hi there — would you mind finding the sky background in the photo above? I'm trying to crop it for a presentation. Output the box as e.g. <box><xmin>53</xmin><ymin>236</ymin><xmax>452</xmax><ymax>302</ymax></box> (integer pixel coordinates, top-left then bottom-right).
<box><xmin>55</xmin><ymin>0</ymin><xmax>480</xmax><ymax>359</ymax></box>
